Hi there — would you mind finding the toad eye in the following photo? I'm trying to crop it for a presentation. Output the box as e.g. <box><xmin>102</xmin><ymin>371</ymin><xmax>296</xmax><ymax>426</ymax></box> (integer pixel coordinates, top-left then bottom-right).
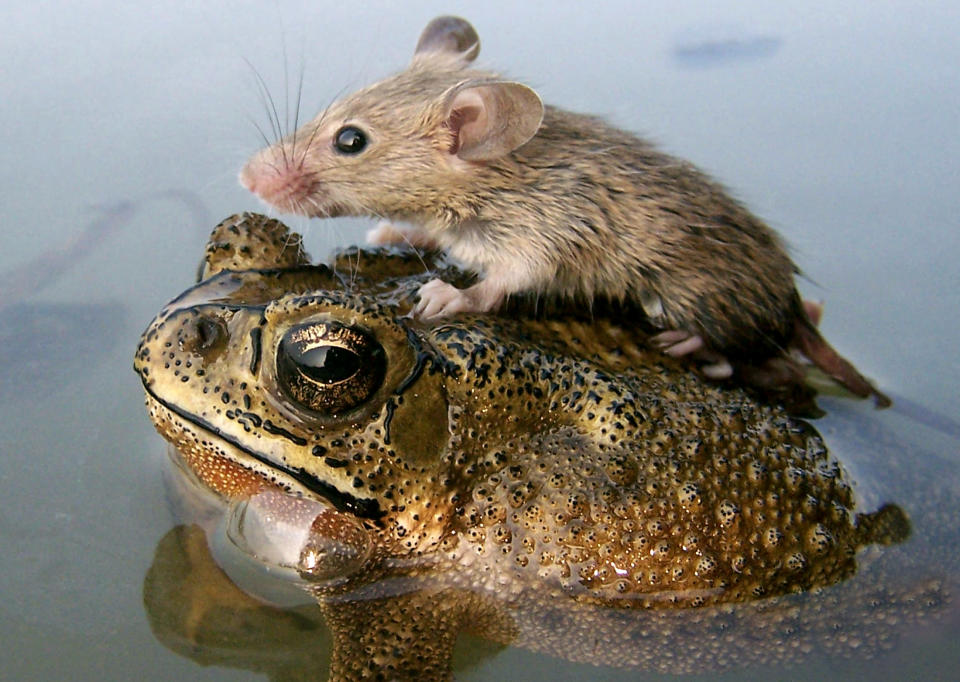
<box><xmin>333</xmin><ymin>126</ymin><xmax>368</xmax><ymax>154</ymax></box>
<box><xmin>276</xmin><ymin>321</ymin><xmax>386</xmax><ymax>415</ymax></box>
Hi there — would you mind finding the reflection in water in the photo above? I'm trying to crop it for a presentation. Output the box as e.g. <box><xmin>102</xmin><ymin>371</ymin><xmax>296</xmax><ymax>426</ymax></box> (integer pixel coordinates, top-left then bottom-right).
<box><xmin>137</xmin><ymin>214</ymin><xmax>954</xmax><ymax>680</ymax></box>
<box><xmin>143</xmin><ymin>476</ymin><xmax>946</xmax><ymax>681</ymax></box>
<box><xmin>145</xmin><ymin>524</ymin><xmax>333</xmax><ymax>680</ymax></box>
<box><xmin>145</xmin><ymin>524</ymin><xmax>508</xmax><ymax>681</ymax></box>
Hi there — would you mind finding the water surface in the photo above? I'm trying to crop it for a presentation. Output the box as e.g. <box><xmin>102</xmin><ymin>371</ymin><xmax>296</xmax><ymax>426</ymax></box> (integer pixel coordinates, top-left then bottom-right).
<box><xmin>1</xmin><ymin>1</ymin><xmax>957</xmax><ymax>680</ymax></box>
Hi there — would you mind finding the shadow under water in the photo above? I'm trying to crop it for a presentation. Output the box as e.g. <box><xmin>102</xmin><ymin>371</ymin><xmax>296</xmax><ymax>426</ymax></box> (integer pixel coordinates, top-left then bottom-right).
<box><xmin>137</xmin><ymin>214</ymin><xmax>956</xmax><ymax>681</ymax></box>
<box><xmin>0</xmin><ymin>190</ymin><xmax>210</xmax><ymax>402</ymax></box>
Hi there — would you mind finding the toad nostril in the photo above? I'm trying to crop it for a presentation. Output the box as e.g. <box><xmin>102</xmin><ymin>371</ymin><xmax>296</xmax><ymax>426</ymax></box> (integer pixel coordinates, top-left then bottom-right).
<box><xmin>179</xmin><ymin>315</ymin><xmax>227</xmax><ymax>356</ymax></box>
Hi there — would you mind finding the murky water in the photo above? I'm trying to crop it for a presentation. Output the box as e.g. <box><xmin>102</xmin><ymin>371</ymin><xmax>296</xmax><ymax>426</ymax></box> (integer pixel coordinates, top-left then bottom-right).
<box><xmin>1</xmin><ymin>1</ymin><xmax>957</xmax><ymax>680</ymax></box>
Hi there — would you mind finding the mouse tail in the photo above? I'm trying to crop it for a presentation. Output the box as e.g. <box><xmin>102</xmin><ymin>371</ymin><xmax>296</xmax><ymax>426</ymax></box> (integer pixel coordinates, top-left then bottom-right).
<box><xmin>792</xmin><ymin>314</ymin><xmax>892</xmax><ymax>408</ymax></box>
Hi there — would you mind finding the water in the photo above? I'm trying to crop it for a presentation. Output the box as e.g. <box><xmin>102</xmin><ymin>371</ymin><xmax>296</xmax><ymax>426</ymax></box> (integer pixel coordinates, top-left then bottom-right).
<box><xmin>1</xmin><ymin>1</ymin><xmax>958</xmax><ymax>680</ymax></box>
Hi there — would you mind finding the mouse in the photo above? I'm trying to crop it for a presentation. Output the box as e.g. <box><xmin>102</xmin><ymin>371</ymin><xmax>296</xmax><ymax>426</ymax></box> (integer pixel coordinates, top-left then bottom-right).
<box><xmin>240</xmin><ymin>15</ymin><xmax>889</xmax><ymax>406</ymax></box>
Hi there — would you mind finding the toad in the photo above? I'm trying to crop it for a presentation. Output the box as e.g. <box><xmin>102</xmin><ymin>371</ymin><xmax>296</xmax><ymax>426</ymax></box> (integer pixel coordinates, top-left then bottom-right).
<box><xmin>135</xmin><ymin>214</ymin><xmax>930</xmax><ymax>679</ymax></box>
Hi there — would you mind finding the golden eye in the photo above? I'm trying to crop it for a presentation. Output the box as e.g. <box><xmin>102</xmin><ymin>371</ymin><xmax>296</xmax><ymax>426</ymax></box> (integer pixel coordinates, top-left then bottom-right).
<box><xmin>276</xmin><ymin>321</ymin><xmax>385</xmax><ymax>415</ymax></box>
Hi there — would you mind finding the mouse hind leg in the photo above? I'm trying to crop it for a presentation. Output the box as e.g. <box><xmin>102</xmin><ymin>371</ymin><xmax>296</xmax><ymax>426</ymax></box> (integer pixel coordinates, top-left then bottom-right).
<box><xmin>650</xmin><ymin>329</ymin><xmax>734</xmax><ymax>378</ymax></box>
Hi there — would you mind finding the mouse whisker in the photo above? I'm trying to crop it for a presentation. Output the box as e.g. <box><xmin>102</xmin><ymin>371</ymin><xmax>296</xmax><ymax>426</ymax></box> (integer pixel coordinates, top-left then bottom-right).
<box><xmin>296</xmin><ymin>84</ymin><xmax>353</xmax><ymax>169</ymax></box>
<box><xmin>243</xmin><ymin>56</ymin><xmax>288</xmax><ymax>166</ymax></box>
<box><xmin>297</xmin><ymin>123</ymin><xmax>323</xmax><ymax>170</ymax></box>
<box><xmin>367</xmin><ymin>210</ymin><xmax>433</xmax><ymax>278</ymax></box>
<box><xmin>290</xmin><ymin>61</ymin><xmax>306</xmax><ymax>163</ymax></box>
<box><xmin>242</xmin><ymin>58</ymin><xmax>279</xmax><ymax>141</ymax></box>
<box><xmin>304</xmin><ymin>193</ymin><xmax>333</xmax><ymax>219</ymax></box>
<box><xmin>280</xmin><ymin>231</ymin><xmax>301</xmax><ymax>258</ymax></box>
<box><xmin>245</xmin><ymin>114</ymin><xmax>276</xmax><ymax>154</ymax></box>
<box><xmin>280</xmin><ymin>27</ymin><xmax>292</xmax><ymax>140</ymax></box>
<box><xmin>350</xmin><ymin>240</ymin><xmax>361</xmax><ymax>286</ymax></box>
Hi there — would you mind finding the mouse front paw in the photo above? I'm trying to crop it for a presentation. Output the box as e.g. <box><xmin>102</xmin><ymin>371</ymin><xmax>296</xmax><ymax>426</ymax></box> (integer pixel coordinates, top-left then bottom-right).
<box><xmin>414</xmin><ymin>279</ymin><xmax>483</xmax><ymax>319</ymax></box>
<box><xmin>366</xmin><ymin>221</ymin><xmax>407</xmax><ymax>246</ymax></box>
<box><xmin>367</xmin><ymin>221</ymin><xmax>439</xmax><ymax>250</ymax></box>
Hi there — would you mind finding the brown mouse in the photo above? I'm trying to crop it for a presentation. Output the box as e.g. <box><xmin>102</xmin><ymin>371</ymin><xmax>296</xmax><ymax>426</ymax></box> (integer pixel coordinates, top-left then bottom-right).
<box><xmin>240</xmin><ymin>16</ymin><xmax>888</xmax><ymax>406</ymax></box>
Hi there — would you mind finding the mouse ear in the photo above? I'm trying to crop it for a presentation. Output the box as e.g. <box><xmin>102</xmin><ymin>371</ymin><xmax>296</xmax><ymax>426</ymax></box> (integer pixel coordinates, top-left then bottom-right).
<box><xmin>413</xmin><ymin>16</ymin><xmax>480</xmax><ymax>66</ymax></box>
<box><xmin>442</xmin><ymin>81</ymin><xmax>544</xmax><ymax>161</ymax></box>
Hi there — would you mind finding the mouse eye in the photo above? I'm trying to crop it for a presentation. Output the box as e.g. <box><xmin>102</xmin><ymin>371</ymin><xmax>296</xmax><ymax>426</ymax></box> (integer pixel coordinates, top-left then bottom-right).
<box><xmin>276</xmin><ymin>321</ymin><xmax>385</xmax><ymax>416</ymax></box>
<box><xmin>333</xmin><ymin>126</ymin><xmax>368</xmax><ymax>154</ymax></box>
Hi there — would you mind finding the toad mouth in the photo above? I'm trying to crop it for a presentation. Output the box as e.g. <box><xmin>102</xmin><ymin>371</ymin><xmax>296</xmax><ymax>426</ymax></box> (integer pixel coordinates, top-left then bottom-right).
<box><xmin>140</xmin><ymin>379</ymin><xmax>385</xmax><ymax>520</ymax></box>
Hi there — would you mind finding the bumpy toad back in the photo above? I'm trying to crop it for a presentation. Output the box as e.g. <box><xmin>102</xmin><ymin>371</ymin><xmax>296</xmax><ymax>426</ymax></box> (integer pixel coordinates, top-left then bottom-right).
<box><xmin>135</xmin><ymin>213</ymin><xmax>906</xmax><ymax>609</ymax></box>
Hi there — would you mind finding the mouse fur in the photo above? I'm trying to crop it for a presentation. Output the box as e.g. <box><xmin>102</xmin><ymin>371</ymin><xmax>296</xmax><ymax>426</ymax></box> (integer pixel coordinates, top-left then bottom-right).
<box><xmin>240</xmin><ymin>16</ymin><xmax>888</xmax><ymax>406</ymax></box>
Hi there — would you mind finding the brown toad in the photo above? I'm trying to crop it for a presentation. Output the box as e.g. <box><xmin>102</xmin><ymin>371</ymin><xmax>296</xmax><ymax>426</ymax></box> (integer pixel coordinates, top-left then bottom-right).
<box><xmin>136</xmin><ymin>214</ymin><xmax>934</xmax><ymax>680</ymax></box>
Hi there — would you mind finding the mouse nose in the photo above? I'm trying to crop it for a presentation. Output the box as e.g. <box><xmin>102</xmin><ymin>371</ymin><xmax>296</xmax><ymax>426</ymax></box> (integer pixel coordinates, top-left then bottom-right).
<box><xmin>239</xmin><ymin>150</ymin><xmax>318</xmax><ymax>215</ymax></box>
<box><xmin>239</xmin><ymin>149</ymin><xmax>289</xmax><ymax>194</ymax></box>
<box><xmin>238</xmin><ymin>159</ymin><xmax>262</xmax><ymax>192</ymax></box>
